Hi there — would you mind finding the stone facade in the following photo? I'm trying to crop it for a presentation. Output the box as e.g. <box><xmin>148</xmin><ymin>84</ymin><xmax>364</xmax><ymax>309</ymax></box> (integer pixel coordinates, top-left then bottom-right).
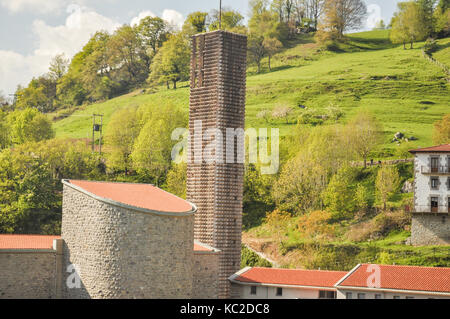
<box><xmin>0</xmin><ymin>250</ymin><xmax>58</xmax><ymax>299</ymax></box>
<box><xmin>192</xmin><ymin>244</ymin><xmax>221</xmax><ymax>299</ymax></box>
<box><xmin>411</xmin><ymin>214</ymin><xmax>450</xmax><ymax>245</ymax></box>
<box><xmin>187</xmin><ymin>30</ymin><xmax>247</xmax><ymax>299</ymax></box>
<box><xmin>61</xmin><ymin>183</ymin><xmax>195</xmax><ymax>299</ymax></box>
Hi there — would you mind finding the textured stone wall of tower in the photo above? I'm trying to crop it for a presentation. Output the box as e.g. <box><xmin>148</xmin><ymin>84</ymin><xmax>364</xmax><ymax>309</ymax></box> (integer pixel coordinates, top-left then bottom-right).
<box><xmin>187</xmin><ymin>30</ymin><xmax>247</xmax><ymax>299</ymax></box>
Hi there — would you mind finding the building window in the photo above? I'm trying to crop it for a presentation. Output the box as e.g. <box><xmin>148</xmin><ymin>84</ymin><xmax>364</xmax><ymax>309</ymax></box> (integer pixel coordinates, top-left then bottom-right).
<box><xmin>393</xmin><ymin>296</ymin><xmax>401</xmax><ymax>299</ymax></box>
<box><xmin>431</xmin><ymin>197</ymin><xmax>439</xmax><ymax>212</ymax></box>
<box><xmin>431</xmin><ymin>177</ymin><xmax>439</xmax><ymax>190</ymax></box>
<box><xmin>375</xmin><ymin>294</ymin><xmax>382</xmax><ymax>299</ymax></box>
<box><xmin>431</xmin><ymin>157</ymin><xmax>439</xmax><ymax>172</ymax></box>
<box><xmin>319</xmin><ymin>290</ymin><xmax>337</xmax><ymax>299</ymax></box>
<box><xmin>357</xmin><ymin>293</ymin><xmax>365</xmax><ymax>299</ymax></box>
<box><xmin>276</xmin><ymin>287</ymin><xmax>283</xmax><ymax>296</ymax></box>
<box><xmin>250</xmin><ymin>286</ymin><xmax>257</xmax><ymax>295</ymax></box>
<box><xmin>406</xmin><ymin>296</ymin><xmax>414</xmax><ymax>299</ymax></box>
<box><xmin>447</xmin><ymin>178</ymin><xmax>450</xmax><ymax>190</ymax></box>
<box><xmin>346</xmin><ymin>292</ymin><xmax>352</xmax><ymax>299</ymax></box>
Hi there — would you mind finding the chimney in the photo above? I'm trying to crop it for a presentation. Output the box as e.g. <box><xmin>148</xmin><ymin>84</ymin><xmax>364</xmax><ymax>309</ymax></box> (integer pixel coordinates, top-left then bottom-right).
<box><xmin>187</xmin><ymin>30</ymin><xmax>247</xmax><ymax>299</ymax></box>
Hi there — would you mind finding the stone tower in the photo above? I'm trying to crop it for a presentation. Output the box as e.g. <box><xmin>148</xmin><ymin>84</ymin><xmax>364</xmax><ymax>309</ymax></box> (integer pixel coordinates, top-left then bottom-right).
<box><xmin>187</xmin><ymin>30</ymin><xmax>247</xmax><ymax>299</ymax></box>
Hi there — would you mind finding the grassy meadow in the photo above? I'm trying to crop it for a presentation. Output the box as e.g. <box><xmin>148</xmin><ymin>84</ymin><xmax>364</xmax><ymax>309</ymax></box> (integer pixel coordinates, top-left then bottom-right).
<box><xmin>53</xmin><ymin>30</ymin><xmax>450</xmax><ymax>158</ymax></box>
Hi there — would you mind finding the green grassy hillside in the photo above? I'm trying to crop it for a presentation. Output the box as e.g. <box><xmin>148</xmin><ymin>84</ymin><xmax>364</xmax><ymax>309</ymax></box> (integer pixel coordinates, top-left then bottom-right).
<box><xmin>53</xmin><ymin>30</ymin><xmax>450</xmax><ymax>157</ymax></box>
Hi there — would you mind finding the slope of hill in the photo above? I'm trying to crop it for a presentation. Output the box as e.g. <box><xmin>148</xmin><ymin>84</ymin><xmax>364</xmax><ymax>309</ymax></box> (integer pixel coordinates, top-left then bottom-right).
<box><xmin>53</xmin><ymin>30</ymin><xmax>449</xmax><ymax>157</ymax></box>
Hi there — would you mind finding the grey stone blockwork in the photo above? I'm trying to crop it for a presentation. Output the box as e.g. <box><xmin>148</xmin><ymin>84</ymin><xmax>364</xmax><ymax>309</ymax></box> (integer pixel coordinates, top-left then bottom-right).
<box><xmin>0</xmin><ymin>251</ymin><xmax>57</xmax><ymax>299</ymax></box>
<box><xmin>193</xmin><ymin>251</ymin><xmax>220</xmax><ymax>299</ymax></box>
<box><xmin>411</xmin><ymin>214</ymin><xmax>450</xmax><ymax>246</ymax></box>
<box><xmin>62</xmin><ymin>184</ymin><xmax>195</xmax><ymax>299</ymax></box>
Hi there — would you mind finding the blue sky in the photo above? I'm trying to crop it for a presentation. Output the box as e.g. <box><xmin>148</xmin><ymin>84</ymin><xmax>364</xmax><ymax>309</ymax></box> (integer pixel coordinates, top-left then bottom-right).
<box><xmin>0</xmin><ymin>0</ymin><xmax>402</xmax><ymax>95</ymax></box>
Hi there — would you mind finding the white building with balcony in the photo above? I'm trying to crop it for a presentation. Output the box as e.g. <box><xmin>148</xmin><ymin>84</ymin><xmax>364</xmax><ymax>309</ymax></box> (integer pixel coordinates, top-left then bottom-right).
<box><xmin>409</xmin><ymin>144</ymin><xmax>450</xmax><ymax>245</ymax></box>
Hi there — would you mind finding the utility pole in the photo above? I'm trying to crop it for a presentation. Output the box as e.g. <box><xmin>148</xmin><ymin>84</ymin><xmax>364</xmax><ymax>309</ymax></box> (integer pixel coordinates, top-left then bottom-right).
<box><xmin>92</xmin><ymin>114</ymin><xmax>103</xmax><ymax>154</ymax></box>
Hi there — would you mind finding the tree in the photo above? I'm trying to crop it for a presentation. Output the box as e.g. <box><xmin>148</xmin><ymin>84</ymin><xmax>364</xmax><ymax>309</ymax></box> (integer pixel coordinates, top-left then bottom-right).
<box><xmin>322</xmin><ymin>166</ymin><xmax>357</xmax><ymax>219</ymax></box>
<box><xmin>376</xmin><ymin>166</ymin><xmax>400</xmax><ymax>210</ymax></box>
<box><xmin>0</xmin><ymin>110</ymin><xmax>11</xmax><ymax>149</ymax></box>
<box><xmin>264</xmin><ymin>209</ymin><xmax>291</xmax><ymax>243</ymax></box>
<box><xmin>15</xmin><ymin>76</ymin><xmax>56</xmax><ymax>113</ymax></box>
<box><xmin>263</xmin><ymin>37</ymin><xmax>283</xmax><ymax>71</ymax></box>
<box><xmin>355</xmin><ymin>183</ymin><xmax>369</xmax><ymax>215</ymax></box>
<box><xmin>108</xmin><ymin>25</ymin><xmax>148</xmax><ymax>87</ymax></box>
<box><xmin>347</xmin><ymin>111</ymin><xmax>383</xmax><ymax>168</ymax></box>
<box><xmin>184</xmin><ymin>11</ymin><xmax>208</xmax><ymax>34</ymax></box>
<box><xmin>417</xmin><ymin>0</ymin><xmax>437</xmax><ymax>37</ymax></box>
<box><xmin>297</xmin><ymin>210</ymin><xmax>336</xmax><ymax>240</ymax></box>
<box><xmin>131</xmin><ymin>103</ymin><xmax>187</xmax><ymax>185</ymax></box>
<box><xmin>374</xmin><ymin>19</ymin><xmax>386</xmax><ymax>30</ymax></box>
<box><xmin>432</xmin><ymin>113</ymin><xmax>450</xmax><ymax>144</ymax></box>
<box><xmin>248</xmin><ymin>34</ymin><xmax>266</xmax><ymax>73</ymax></box>
<box><xmin>317</xmin><ymin>0</ymin><xmax>367</xmax><ymax>41</ymax></box>
<box><xmin>390</xmin><ymin>1</ymin><xmax>427</xmax><ymax>49</ymax></box>
<box><xmin>165</xmin><ymin>162</ymin><xmax>187</xmax><ymax>199</ymax></box>
<box><xmin>136</xmin><ymin>16</ymin><xmax>170</xmax><ymax>57</ymax></box>
<box><xmin>105</xmin><ymin>107</ymin><xmax>142</xmax><ymax>175</ymax></box>
<box><xmin>48</xmin><ymin>54</ymin><xmax>69</xmax><ymax>80</ymax></box>
<box><xmin>7</xmin><ymin>108</ymin><xmax>54</xmax><ymax>144</ymax></box>
<box><xmin>434</xmin><ymin>0</ymin><xmax>450</xmax><ymax>37</ymax></box>
<box><xmin>208</xmin><ymin>7</ymin><xmax>246</xmax><ymax>32</ymax></box>
<box><xmin>148</xmin><ymin>33</ymin><xmax>190</xmax><ymax>89</ymax></box>
<box><xmin>308</xmin><ymin>0</ymin><xmax>326</xmax><ymax>30</ymax></box>
<box><xmin>271</xmin><ymin>105</ymin><xmax>293</xmax><ymax>123</ymax></box>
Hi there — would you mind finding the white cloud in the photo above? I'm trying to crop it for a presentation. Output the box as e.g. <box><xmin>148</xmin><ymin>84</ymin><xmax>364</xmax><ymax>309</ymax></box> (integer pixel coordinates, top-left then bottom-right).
<box><xmin>0</xmin><ymin>6</ymin><xmax>184</xmax><ymax>94</ymax></box>
<box><xmin>130</xmin><ymin>10</ymin><xmax>156</xmax><ymax>27</ymax></box>
<box><xmin>162</xmin><ymin>9</ymin><xmax>184</xmax><ymax>30</ymax></box>
<box><xmin>0</xmin><ymin>0</ymin><xmax>65</xmax><ymax>14</ymax></box>
<box><xmin>0</xmin><ymin>5</ymin><xmax>120</xmax><ymax>94</ymax></box>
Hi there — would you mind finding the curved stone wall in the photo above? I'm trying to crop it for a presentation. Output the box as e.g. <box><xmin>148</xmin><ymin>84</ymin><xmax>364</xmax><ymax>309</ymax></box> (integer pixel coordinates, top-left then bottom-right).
<box><xmin>61</xmin><ymin>184</ymin><xmax>194</xmax><ymax>299</ymax></box>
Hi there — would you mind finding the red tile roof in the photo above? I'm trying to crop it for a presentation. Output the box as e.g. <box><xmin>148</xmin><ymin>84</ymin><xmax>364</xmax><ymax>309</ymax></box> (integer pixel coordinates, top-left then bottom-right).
<box><xmin>66</xmin><ymin>180</ymin><xmax>195</xmax><ymax>214</ymax></box>
<box><xmin>194</xmin><ymin>242</ymin><xmax>215</xmax><ymax>252</ymax></box>
<box><xmin>337</xmin><ymin>264</ymin><xmax>450</xmax><ymax>293</ymax></box>
<box><xmin>409</xmin><ymin>144</ymin><xmax>450</xmax><ymax>153</ymax></box>
<box><xmin>233</xmin><ymin>267</ymin><xmax>347</xmax><ymax>288</ymax></box>
<box><xmin>0</xmin><ymin>234</ymin><xmax>60</xmax><ymax>250</ymax></box>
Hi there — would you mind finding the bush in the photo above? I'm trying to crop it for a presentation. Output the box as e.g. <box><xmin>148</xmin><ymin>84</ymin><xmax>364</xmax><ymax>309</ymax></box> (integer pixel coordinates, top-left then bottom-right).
<box><xmin>424</xmin><ymin>38</ymin><xmax>438</xmax><ymax>54</ymax></box>
<box><xmin>241</xmin><ymin>245</ymin><xmax>272</xmax><ymax>268</ymax></box>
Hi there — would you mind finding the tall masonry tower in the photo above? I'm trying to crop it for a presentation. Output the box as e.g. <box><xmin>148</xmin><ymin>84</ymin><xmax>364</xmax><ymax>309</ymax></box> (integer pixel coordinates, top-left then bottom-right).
<box><xmin>187</xmin><ymin>30</ymin><xmax>247</xmax><ymax>299</ymax></box>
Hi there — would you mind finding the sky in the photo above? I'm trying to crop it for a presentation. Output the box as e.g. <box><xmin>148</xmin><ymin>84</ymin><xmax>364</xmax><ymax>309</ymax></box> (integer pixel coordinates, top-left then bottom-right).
<box><xmin>0</xmin><ymin>0</ymin><xmax>402</xmax><ymax>97</ymax></box>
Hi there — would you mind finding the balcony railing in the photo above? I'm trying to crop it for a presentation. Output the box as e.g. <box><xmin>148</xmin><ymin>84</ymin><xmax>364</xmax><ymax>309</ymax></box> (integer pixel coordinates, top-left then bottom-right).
<box><xmin>421</xmin><ymin>166</ymin><xmax>450</xmax><ymax>174</ymax></box>
<box><xmin>414</xmin><ymin>205</ymin><xmax>450</xmax><ymax>213</ymax></box>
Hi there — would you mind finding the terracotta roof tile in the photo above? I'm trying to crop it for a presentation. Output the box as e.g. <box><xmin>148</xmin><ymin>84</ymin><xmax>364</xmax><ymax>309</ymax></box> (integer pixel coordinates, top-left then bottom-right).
<box><xmin>338</xmin><ymin>264</ymin><xmax>450</xmax><ymax>293</ymax></box>
<box><xmin>234</xmin><ymin>267</ymin><xmax>347</xmax><ymax>288</ymax></box>
<box><xmin>409</xmin><ymin>144</ymin><xmax>450</xmax><ymax>153</ymax></box>
<box><xmin>0</xmin><ymin>234</ymin><xmax>60</xmax><ymax>250</ymax></box>
<box><xmin>67</xmin><ymin>180</ymin><xmax>194</xmax><ymax>214</ymax></box>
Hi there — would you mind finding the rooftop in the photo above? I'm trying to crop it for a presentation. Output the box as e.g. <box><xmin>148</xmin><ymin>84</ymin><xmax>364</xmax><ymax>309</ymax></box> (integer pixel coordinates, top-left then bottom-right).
<box><xmin>64</xmin><ymin>180</ymin><xmax>196</xmax><ymax>215</ymax></box>
<box><xmin>0</xmin><ymin>234</ymin><xmax>59</xmax><ymax>250</ymax></box>
<box><xmin>231</xmin><ymin>267</ymin><xmax>347</xmax><ymax>288</ymax></box>
<box><xmin>0</xmin><ymin>234</ymin><xmax>213</xmax><ymax>252</ymax></box>
<box><xmin>409</xmin><ymin>144</ymin><xmax>450</xmax><ymax>153</ymax></box>
<box><xmin>337</xmin><ymin>264</ymin><xmax>450</xmax><ymax>293</ymax></box>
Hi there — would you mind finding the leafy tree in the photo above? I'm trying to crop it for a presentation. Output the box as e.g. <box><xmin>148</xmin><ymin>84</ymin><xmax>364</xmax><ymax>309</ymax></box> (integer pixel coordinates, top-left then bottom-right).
<box><xmin>248</xmin><ymin>34</ymin><xmax>266</xmax><ymax>73</ymax></box>
<box><xmin>15</xmin><ymin>76</ymin><xmax>56</xmax><ymax>113</ymax></box>
<box><xmin>136</xmin><ymin>16</ymin><xmax>170</xmax><ymax>57</ymax></box>
<box><xmin>105</xmin><ymin>107</ymin><xmax>142</xmax><ymax>175</ymax></box>
<box><xmin>165</xmin><ymin>162</ymin><xmax>187</xmax><ymax>199</ymax></box>
<box><xmin>376</xmin><ymin>166</ymin><xmax>400</xmax><ymax>210</ymax></box>
<box><xmin>432</xmin><ymin>113</ymin><xmax>450</xmax><ymax>144</ymax></box>
<box><xmin>317</xmin><ymin>0</ymin><xmax>367</xmax><ymax>41</ymax></box>
<box><xmin>48</xmin><ymin>54</ymin><xmax>69</xmax><ymax>80</ymax></box>
<box><xmin>390</xmin><ymin>1</ymin><xmax>427</xmax><ymax>49</ymax></box>
<box><xmin>264</xmin><ymin>209</ymin><xmax>291</xmax><ymax>242</ymax></box>
<box><xmin>347</xmin><ymin>111</ymin><xmax>383</xmax><ymax>168</ymax></box>
<box><xmin>183</xmin><ymin>11</ymin><xmax>208</xmax><ymax>34</ymax></box>
<box><xmin>416</xmin><ymin>0</ymin><xmax>437</xmax><ymax>37</ymax></box>
<box><xmin>434</xmin><ymin>0</ymin><xmax>450</xmax><ymax>37</ymax></box>
<box><xmin>271</xmin><ymin>105</ymin><xmax>293</xmax><ymax>123</ymax></box>
<box><xmin>0</xmin><ymin>110</ymin><xmax>11</xmax><ymax>149</ymax></box>
<box><xmin>322</xmin><ymin>166</ymin><xmax>357</xmax><ymax>219</ymax></box>
<box><xmin>297</xmin><ymin>210</ymin><xmax>336</xmax><ymax>241</ymax></box>
<box><xmin>108</xmin><ymin>25</ymin><xmax>148</xmax><ymax>88</ymax></box>
<box><xmin>263</xmin><ymin>37</ymin><xmax>283</xmax><ymax>71</ymax></box>
<box><xmin>208</xmin><ymin>7</ymin><xmax>245</xmax><ymax>32</ymax></box>
<box><xmin>355</xmin><ymin>183</ymin><xmax>369</xmax><ymax>214</ymax></box>
<box><xmin>131</xmin><ymin>103</ymin><xmax>187</xmax><ymax>185</ymax></box>
<box><xmin>148</xmin><ymin>33</ymin><xmax>190</xmax><ymax>89</ymax></box>
<box><xmin>7</xmin><ymin>108</ymin><xmax>54</xmax><ymax>144</ymax></box>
